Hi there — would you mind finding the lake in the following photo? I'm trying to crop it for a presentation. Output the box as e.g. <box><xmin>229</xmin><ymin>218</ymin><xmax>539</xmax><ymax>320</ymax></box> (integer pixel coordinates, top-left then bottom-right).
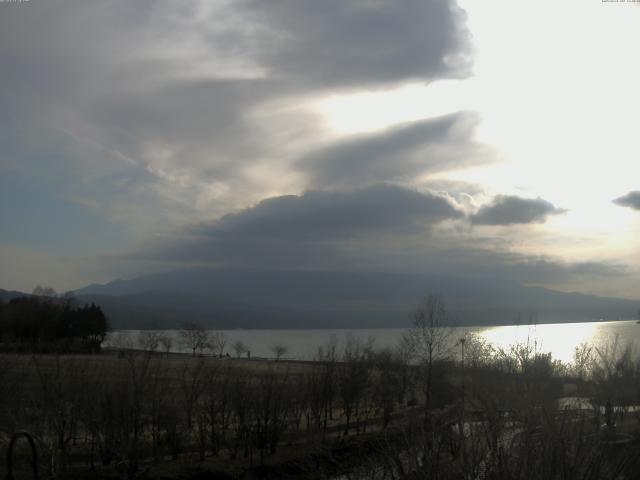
<box><xmin>107</xmin><ymin>319</ymin><xmax>640</xmax><ymax>364</ymax></box>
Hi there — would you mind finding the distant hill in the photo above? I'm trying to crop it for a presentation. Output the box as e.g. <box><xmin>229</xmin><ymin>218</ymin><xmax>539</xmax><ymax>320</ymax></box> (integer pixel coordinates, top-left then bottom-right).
<box><xmin>70</xmin><ymin>268</ymin><xmax>640</xmax><ymax>329</ymax></box>
<box><xmin>0</xmin><ymin>289</ymin><xmax>30</xmax><ymax>303</ymax></box>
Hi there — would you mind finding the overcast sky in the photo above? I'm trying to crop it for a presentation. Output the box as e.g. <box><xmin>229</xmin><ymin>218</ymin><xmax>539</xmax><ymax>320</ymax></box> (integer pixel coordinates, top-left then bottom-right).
<box><xmin>1</xmin><ymin>0</ymin><xmax>638</xmax><ymax>298</ymax></box>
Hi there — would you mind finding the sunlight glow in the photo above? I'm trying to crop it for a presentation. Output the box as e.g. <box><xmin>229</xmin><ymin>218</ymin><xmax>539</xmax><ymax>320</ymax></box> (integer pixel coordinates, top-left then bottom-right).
<box><xmin>315</xmin><ymin>81</ymin><xmax>478</xmax><ymax>135</ymax></box>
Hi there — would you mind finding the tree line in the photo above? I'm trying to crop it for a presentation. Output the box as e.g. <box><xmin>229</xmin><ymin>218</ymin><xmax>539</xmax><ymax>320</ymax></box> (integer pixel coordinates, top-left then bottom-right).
<box><xmin>0</xmin><ymin>289</ymin><xmax>109</xmax><ymax>352</ymax></box>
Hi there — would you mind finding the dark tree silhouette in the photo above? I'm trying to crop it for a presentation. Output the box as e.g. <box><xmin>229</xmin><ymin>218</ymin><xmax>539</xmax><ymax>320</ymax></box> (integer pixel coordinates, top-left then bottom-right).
<box><xmin>0</xmin><ymin>296</ymin><xmax>110</xmax><ymax>352</ymax></box>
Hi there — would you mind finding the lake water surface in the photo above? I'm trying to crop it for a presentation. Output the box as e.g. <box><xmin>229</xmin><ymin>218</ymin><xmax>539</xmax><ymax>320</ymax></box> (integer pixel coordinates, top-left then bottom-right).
<box><xmin>108</xmin><ymin>319</ymin><xmax>640</xmax><ymax>364</ymax></box>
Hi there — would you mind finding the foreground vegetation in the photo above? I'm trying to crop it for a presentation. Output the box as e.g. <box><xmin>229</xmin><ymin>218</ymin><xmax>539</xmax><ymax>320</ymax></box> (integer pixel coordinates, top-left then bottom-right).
<box><xmin>3</xmin><ymin>296</ymin><xmax>640</xmax><ymax>479</ymax></box>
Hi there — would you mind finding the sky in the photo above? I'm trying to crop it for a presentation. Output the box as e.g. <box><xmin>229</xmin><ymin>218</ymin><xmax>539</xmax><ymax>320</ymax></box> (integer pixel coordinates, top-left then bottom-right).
<box><xmin>0</xmin><ymin>0</ymin><xmax>639</xmax><ymax>298</ymax></box>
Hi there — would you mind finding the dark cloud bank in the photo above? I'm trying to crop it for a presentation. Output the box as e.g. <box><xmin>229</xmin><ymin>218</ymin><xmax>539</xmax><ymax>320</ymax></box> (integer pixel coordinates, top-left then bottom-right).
<box><xmin>614</xmin><ymin>191</ymin><xmax>640</xmax><ymax>210</ymax></box>
<box><xmin>133</xmin><ymin>184</ymin><xmax>620</xmax><ymax>296</ymax></box>
<box><xmin>205</xmin><ymin>184</ymin><xmax>462</xmax><ymax>240</ymax></box>
<box><xmin>142</xmin><ymin>184</ymin><xmax>463</xmax><ymax>270</ymax></box>
<box><xmin>244</xmin><ymin>0</ymin><xmax>471</xmax><ymax>89</ymax></box>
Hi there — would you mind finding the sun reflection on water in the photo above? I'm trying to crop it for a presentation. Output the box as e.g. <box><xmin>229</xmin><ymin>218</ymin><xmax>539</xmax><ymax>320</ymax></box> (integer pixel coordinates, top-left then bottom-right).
<box><xmin>477</xmin><ymin>321</ymin><xmax>637</xmax><ymax>364</ymax></box>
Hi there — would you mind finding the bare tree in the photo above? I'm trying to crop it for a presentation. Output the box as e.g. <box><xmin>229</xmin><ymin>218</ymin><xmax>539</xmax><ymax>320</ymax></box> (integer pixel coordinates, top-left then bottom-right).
<box><xmin>338</xmin><ymin>336</ymin><xmax>374</xmax><ymax>435</ymax></box>
<box><xmin>158</xmin><ymin>333</ymin><xmax>173</xmax><ymax>357</ymax></box>
<box><xmin>372</xmin><ymin>349</ymin><xmax>401</xmax><ymax>428</ymax></box>
<box><xmin>209</xmin><ymin>332</ymin><xmax>227</xmax><ymax>357</ymax></box>
<box><xmin>137</xmin><ymin>331</ymin><xmax>162</xmax><ymax>354</ymax></box>
<box><xmin>32</xmin><ymin>285</ymin><xmax>57</xmax><ymax>297</ymax></box>
<box><xmin>463</xmin><ymin>333</ymin><xmax>495</xmax><ymax>370</ymax></box>
<box><xmin>232</xmin><ymin>340</ymin><xmax>248</xmax><ymax>358</ymax></box>
<box><xmin>307</xmin><ymin>338</ymin><xmax>338</xmax><ymax>434</ymax></box>
<box><xmin>270</xmin><ymin>343</ymin><xmax>289</xmax><ymax>361</ymax></box>
<box><xmin>31</xmin><ymin>355</ymin><xmax>85</xmax><ymax>477</ymax></box>
<box><xmin>404</xmin><ymin>294</ymin><xmax>452</xmax><ymax>409</ymax></box>
<box><xmin>179</xmin><ymin>358</ymin><xmax>207</xmax><ymax>430</ymax></box>
<box><xmin>180</xmin><ymin>322</ymin><xmax>210</xmax><ymax>357</ymax></box>
<box><xmin>572</xmin><ymin>341</ymin><xmax>593</xmax><ymax>381</ymax></box>
<box><xmin>107</xmin><ymin>331</ymin><xmax>136</xmax><ymax>354</ymax></box>
<box><xmin>394</xmin><ymin>336</ymin><xmax>416</xmax><ymax>405</ymax></box>
<box><xmin>252</xmin><ymin>366</ymin><xmax>292</xmax><ymax>462</ymax></box>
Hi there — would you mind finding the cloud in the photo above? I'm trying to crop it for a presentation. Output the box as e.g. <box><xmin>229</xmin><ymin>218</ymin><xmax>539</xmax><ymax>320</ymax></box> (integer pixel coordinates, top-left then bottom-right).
<box><xmin>242</xmin><ymin>0</ymin><xmax>471</xmax><ymax>89</ymax></box>
<box><xmin>613</xmin><ymin>191</ymin><xmax>640</xmax><ymax>210</ymax></box>
<box><xmin>302</xmin><ymin>112</ymin><xmax>493</xmax><ymax>188</ymax></box>
<box><xmin>139</xmin><ymin>183</ymin><xmax>463</xmax><ymax>267</ymax></box>
<box><xmin>130</xmin><ymin>182</ymin><xmax>634</xmax><ymax>296</ymax></box>
<box><xmin>471</xmin><ymin>195</ymin><xmax>566</xmax><ymax>225</ymax></box>
<box><xmin>209</xmin><ymin>183</ymin><xmax>463</xmax><ymax>239</ymax></box>
<box><xmin>0</xmin><ymin>0</ymin><xmax>473</xmax><ymax>233</ymax></box>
